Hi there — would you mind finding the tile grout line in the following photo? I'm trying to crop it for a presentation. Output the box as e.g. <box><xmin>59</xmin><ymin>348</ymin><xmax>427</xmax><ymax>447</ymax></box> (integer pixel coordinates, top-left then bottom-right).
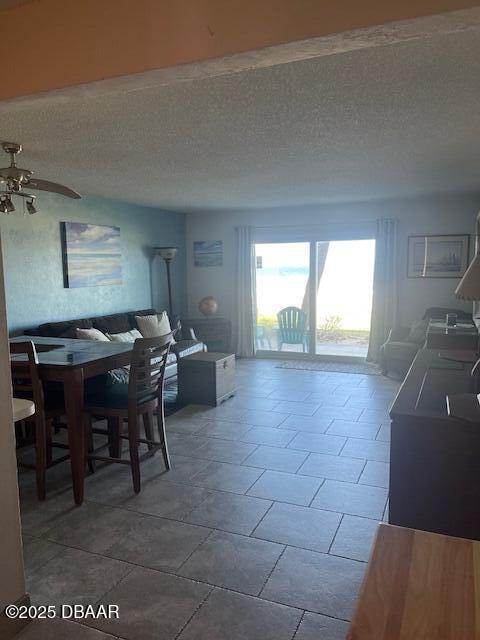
<box><xmin>173</xmin><ymin>584</ymin><xmax>216</xmax><ymax>640</ymax></box>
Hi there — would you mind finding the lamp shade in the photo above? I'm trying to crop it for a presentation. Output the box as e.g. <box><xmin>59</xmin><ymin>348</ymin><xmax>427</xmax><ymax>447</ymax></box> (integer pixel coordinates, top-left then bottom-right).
<box><xmin>455</xmin><ymin>253</ymin><xmax>480</xmax><ymax>300</ymax></box>
<box><xmin>156</xmin><ymin>246</ymin><xmax>178</xmax><ymax>260</ymax></box>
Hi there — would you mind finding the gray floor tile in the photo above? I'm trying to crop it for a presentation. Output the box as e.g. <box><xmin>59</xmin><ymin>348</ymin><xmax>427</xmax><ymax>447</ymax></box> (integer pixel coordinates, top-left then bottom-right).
<box><xmin>20</xmin><ymin>488</ymin><xmax>81</xmax><ymax>536</ymax></box>
<box><xmin>243</xmin><ymin>445</ymin><xmax>308</xmax><ymax>473</ymax></box>
<box><xmin>261</xmin><ymin>546</ymin><xmax>364</xmax><ymax>619</ymax></box>
<box><xmin>358</xmin><ymin>409</ymin><xmax>391</xmax><ymax>423</ymax></box>
<box><xmin>297</xmin><ymin>453</ymin><xmax>365</xmax><ymax>482</ymax></box>
<box><xmin>183</xmin><ymin>491</ymin><xmax>272</xmax><ymax>535</ymax></box>
<box><xmin>229</xmin><ymin>396</ymin><xmax>281</xmax><ymax>411</ymax></box>
<box><xmin>241</xmin><ymin>409</ymin><xmax>290</xmax><ymax>427</ymax></box>
<box><xmin>312</xmin><ymin>480</ymin><xmax>388</xmax><ymax>519</ymax></box>
<box><xmin>279</xmin><ymin>414</ymin><xmax>332</xmax><ymax>434</ymax></box>
<box><xmin>90</xmin><ymin>478</ymin><xmax>213</xmax><ymax>519</ymax></box>
<box><xmin>307</xmin><ymin>393</ymin><xmax>348</xmax><ymax>406</ymax></box>
<box><xmin>327</xmin><ymin>420</ymin><xmax>380</xmax><ymax>440</ymax></box>
<box><xmin>190</xmin><ymin>437</ymin><xmax>258</xmax><ymax>464</ymax></box>
<box><xmin>178</xmin><ymin>530</ymin><xmax>283</xmax><ymax>595</ymax></box>
<box><xmin>253</xmin><ymin>502</ymin><xmax>341</xmax><ymax>552</ymax></box>
<box><xmin>240</xmin><ymin>426</ymin><xmax>297</xmax><ymax>447</ymax></box>
<box><xmin>268</xmin><ymin>389</ymin><xmax>311</xmax><ymax>402</ymax></box>
<box><xmin>288</xmin><ymin>432</ymin><xmax>346</xmax><ymax>455</ymax></box>
<box><xmin>314</xmin><ymin>406</ymin><xmax>362</xmax><ymax>421</ymax></box>
<box><xmin>191</xmin><ymin>461</ymin><xmax>264</xmax><ymax>493</ymax></box>
<box><xmin>197</xmin><ymin>420</ymin><xmax>252</xmax><ymax>441</ymax></box>
<box><xmin>179</xmin><ymin>588</ymin><xmax>301</xmax><ymax>640</ymax></box>
<box><xmin>161</xmin><ymin>454</ymin><xmax>211</xmax><ymax>484</ymax></box>
<box><xmin>198</xmin><ymin>404</ymin><xmax>247</xmax><ymax>422</ymax></box>
<box><xmin>17</xmin><ymin>619</ymin><xmax>117</xmax><ymax>639</ymax></box>
<box><xmin>104</xmin><ymin>515</ymin><xmax>211</xmax><ymax>572</ymax></box>
<box><xmin>27</xmin><ymin>547</ymin><xmax>132</xmax><ymax>607</ymax></box>
<box><xmin>340</xmin><ymin>438</ymin><xmax>390</xmax><ymax>462</ymax></box>
<box><xmin>272</xmin><ymin>401</ymin><xmax>321</xmax><ymax>416</ymax></box>
<box><xmin>359</xmin><ymin>460</ymin><xmax>389</xmax><ymax>488</ymax></box>
<box><xmin>167</xmin><ymin>414</ymin><xmax>210</xmax><ymax>435</ymax></box>
<box><xmin>295</xmin><ymin>612</ymin><xmax>350</xmax><ymax>640</ymax></box>
<box><xmin>87</xmin><ymin>567</ymin><xmax>211</xmax><ymax>640</ymax></box>
<box><xmin>247</xmin><ymin>470</ymin><xmax>322</xmax><ymax>506</ymax></box>
<box><xmin>330</xmin><ymin>515</ymin><xmax>379</xmax><ymax>562</ymax></box>
<box><xmin>22</xmin><ymin>536</ymin><xmax>64</xmax><ymax>579</ymax></box>
<box><xmin>167</xmin><ymin>433</ymin><xmax>212</xmax><ymax>457</ymax></box>
<box><xmin>376</xmin><ymin>424</ymin><xmax>391</xmax><ymax>442</ymax></box>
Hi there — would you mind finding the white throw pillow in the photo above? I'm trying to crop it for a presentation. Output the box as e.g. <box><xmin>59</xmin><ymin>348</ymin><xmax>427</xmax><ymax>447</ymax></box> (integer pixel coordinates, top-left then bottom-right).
<box><xmin>107</xmin><ymin>329</ymin><xmax>143</xmax><ymax>343</ymax></box>
<box><xmin>135</xmin><ymin>312</ymin><xmax>176</xmax><ymax>343</ymax></box>
<box><xmin>76</xmin><ymin>328</ymin><xmax>110</xmax><ymax>341</ymax></box>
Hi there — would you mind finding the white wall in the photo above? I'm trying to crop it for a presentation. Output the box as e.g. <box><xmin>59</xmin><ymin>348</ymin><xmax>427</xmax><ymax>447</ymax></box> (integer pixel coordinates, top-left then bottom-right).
<box><xmin>186</xmin><ymin>193</ymin><xmax>480</xmax><ymax>328</ymax></box>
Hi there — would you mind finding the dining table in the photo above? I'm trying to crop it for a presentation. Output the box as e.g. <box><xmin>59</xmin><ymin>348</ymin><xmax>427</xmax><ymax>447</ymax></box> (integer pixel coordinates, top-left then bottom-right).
<box><xmin>10</xmin><ymin>335</ymin><xmax>135</xmax><ymax>505</ymax></box>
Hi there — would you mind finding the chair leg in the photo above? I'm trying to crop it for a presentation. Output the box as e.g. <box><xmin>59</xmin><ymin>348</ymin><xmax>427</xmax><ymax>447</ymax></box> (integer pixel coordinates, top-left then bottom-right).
<box><xmin>34</xmin><ymin>416</ymin><xmax>47</xmax><ymax>501</ymax></box>
<box><xmin>128</xmin><ymin>413</ymin><xmax>141</xmax><ymax>493</ymax></box>
<box><xmin>46</xmin><ymin>420</ymin><xmax>53</xmax><ymax>467</ymax></box>
<box><xmin>156</xmin><ymin>403</ymin><xmax>171</xmax><ymax>471</ymax></box>
<box><xmin>143</xmin><ymin>411</ymin><xmax>155</xmax><ymax>453</ymax></box>
<box><xmin>85</xmin><ymin>415</ymin><xmax>95</xmax><ymax>474</ymax></box>
<box><xmin>107</xmin><ymin>417</ymin><xmax>122</xmax><ymax>458</ymax></box>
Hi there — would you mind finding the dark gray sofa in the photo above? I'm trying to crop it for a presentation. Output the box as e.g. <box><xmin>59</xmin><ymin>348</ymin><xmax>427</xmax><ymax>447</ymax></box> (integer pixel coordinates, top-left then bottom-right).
<box><xmin>26</xmin><ymin>308</ymin><xmax>205</xmax><ymax>382</ymax></box>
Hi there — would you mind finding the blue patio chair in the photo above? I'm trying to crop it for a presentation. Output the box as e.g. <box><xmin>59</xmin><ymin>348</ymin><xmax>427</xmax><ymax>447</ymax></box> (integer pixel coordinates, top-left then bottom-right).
<box><xmin>277</xmin><ymin>307</ymin><xmax>308</xmax><ymax>352</ymax></box>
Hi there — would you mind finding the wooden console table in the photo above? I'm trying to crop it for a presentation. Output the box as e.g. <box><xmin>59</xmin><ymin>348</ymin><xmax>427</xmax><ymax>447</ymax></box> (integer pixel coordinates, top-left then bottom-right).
<box><xmin>389</xmin><ymin>347</ymin><xmax>480</xmax><ymax>540</ymax></box>
<box><xmin>426</xmin><ymin>319</ymin><xmax>479</xmax><ymax>350</ymax></box>
<box><xmin>348</xmin><ymin>523</ymin><xmax>480</xmax><ymax>640</ymax></box>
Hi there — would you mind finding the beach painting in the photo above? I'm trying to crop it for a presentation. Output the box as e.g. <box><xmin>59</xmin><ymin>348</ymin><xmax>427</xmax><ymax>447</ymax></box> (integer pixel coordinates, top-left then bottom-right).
<box><xmin>62</xmin><ymin>222</ymin><xmax>122</xmax><ymax>287</ymax></box>
<box><xmin>194</xmin><ymin>240</ymin><xmax>223</xmax><ymax>267</ymax></box>
<box><xmin>408</xmin><ymin>234</ymin><xmax>469</xmax><ymax>278</ymax></box>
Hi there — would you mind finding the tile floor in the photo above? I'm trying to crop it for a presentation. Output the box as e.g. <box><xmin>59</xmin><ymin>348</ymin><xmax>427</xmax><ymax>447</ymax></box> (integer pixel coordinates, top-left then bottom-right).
<box><xmin>17</xmin><ymin>358</ymin><xmax>399</xmax><ymax>640</ymax></box>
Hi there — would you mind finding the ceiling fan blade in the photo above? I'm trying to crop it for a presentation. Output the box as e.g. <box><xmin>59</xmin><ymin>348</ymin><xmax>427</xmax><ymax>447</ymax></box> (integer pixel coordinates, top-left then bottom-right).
<box><xmin>27</xmin><ymin>178</ymin><xmax>81</xmax><ymax>199</ymax></box>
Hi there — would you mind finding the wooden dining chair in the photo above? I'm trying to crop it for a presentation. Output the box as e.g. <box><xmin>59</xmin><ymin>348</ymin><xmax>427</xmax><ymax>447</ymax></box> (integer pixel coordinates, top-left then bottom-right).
<box><xmin>84</xmin><ymin>333</ymin><xmax>172</xmax><ymax>493</ymax></box>
<box><xmin>10</xmin><ymin>341</ymin><xmax>69</xmax><ymax>500</ymax></box>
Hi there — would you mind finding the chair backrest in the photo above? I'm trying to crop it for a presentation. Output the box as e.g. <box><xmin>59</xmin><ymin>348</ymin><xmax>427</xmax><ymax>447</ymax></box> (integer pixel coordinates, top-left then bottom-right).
<box><xmin>128</xmin><ymin>333</ymin><xmax>173</xmax><ymax>411</ymax></box>
<box><xmin>277</xmin><ymin>307</ymin><xmax>307</xmax><ymax>343</ymax></box>
<box><xmin>10</xmin><ymin>341</ymin><xmax>45</xmax><ymax>412</ymax></box>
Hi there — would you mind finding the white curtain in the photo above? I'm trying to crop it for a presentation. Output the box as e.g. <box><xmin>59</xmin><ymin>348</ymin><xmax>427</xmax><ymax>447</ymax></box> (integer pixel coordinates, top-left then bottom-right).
<box><xmin>233</xmin><ymin>226</ymin><xmax>256</xmax><ymax>357</ymax></box>
<box><xmin>367</xmin><ymin>218</ymin><xmax>399</xmax><ymax>362</ymax></box>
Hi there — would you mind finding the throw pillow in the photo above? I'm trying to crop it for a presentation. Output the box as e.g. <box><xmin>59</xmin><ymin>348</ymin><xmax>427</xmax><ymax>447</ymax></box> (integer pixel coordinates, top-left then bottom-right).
<box><xmin>135</xmin><ymin>311</ymin><xmax>176</xmax><ymax>343</ymax></box>
<box><xmin>107</xmin><ymin>329</ymin><xmax>143</xmax><ymax>343</ymax></box>
<box><xmin>76</xmin><ymin>328</ymin><xmax>110</xmax><ymax>341</ymax></box>
<box><xmin>406</xmin><ymin>319</ymin><xmax>428</xmax><ymax>345</ymax></box>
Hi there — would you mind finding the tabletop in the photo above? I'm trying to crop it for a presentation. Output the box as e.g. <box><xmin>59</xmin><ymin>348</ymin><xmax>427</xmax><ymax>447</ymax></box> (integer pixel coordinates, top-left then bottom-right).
<box><xmin>348</xmin><ymin>523</ymin><xmax>480</xmax><ymax>640</ymax></box>
<box><xmin>10</xmin><ymin>335</ymin><xmax>133</xmax><ymax>368</ymax></box>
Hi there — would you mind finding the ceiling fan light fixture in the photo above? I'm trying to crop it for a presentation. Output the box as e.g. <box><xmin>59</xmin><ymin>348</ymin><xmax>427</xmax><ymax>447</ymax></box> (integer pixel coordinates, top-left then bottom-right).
<box><xmin>26</xmin><ymin>198</ymin><xmax>37</xmax><ymax>215</ymax></box>
<box><xmin>0</xmin><ymin>198</ymin><xmax>8</xmax><ymax>214</ymax></box>
<box><xmin>4</xmin><ymin>195</ymin><xmax>15</xmax><ymax>213</ymax></box>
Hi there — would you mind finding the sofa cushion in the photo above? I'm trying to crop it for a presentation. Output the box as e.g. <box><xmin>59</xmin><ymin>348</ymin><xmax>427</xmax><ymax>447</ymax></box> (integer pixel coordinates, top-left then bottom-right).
<box><xmin>129</xmin><ymin>309</ymin><xmax>156</xmax><ymax>330</ymax></box>
<box><xmin>92</xmin><ymin>313</ymin><xmax>131</xmax><ymax>335</ymax></box>
<box><xmin>76</xmin><ymin>327</ymin><xmax>110</xmax><ymax>341</ymax></box>
<box><xmin>107</xmin><ymin>329</ymin><xmax>143</xmax><ymax>343</ymax></box>
<box><xmin>37</xmin><ymin>318</ymin><xmax>93</xmax><ymax>338</ymax></box>
<box><xmin>171</xmin><ymin>339</ymin><xmax>205</xmax><ymax>360</ymax></box>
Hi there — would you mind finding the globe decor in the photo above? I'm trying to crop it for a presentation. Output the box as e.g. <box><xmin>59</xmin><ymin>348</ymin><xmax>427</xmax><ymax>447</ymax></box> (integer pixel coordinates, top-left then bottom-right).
<box><xmin>199</xmin><ymin>296</ymin><xmax>218</xmax><ymax>316</ymax></box>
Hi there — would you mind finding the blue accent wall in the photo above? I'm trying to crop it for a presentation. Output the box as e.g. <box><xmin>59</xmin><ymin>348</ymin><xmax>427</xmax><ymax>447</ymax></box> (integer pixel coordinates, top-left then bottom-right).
<box><xmin>1</xmin><ymin>194</ymin><xmax>186</xmax><ymax>332</ymax></box>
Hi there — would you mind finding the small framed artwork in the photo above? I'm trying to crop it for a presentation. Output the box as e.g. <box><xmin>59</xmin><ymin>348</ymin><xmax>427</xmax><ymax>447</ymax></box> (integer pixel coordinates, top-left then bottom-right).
<box><xmin>194</xmin><ymin>240</ymin><xmax>223</xmax><ymax>267</ymax></box>
<box><xmin>407</xmin><ymin>234</ymin><xmax>470</xmax><ymax>278</ymax></box>
<box><xmin>62</xmin><ymin>222</ymin><xmax>122</xmax><ymax>287</ymax></box>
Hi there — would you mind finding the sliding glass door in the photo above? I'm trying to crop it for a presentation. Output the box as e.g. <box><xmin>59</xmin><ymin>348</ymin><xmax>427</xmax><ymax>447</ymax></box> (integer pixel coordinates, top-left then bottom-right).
<box><xmin>254</xmin><ymin>238</ymin><xmax>375</xmax><ymax>359</ymax></box>
<box><xmin>255</xmin><ymin>242</ymin><xmax>310</xmax><ymax>353</ymax></box>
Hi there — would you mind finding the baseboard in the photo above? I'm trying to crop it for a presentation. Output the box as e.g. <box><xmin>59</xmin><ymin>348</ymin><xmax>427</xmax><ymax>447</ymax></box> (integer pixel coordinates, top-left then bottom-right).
<box><xmin>0</xmin><ymin>593</ymin><xmax>30</xmax><ymax>639</ymax></box>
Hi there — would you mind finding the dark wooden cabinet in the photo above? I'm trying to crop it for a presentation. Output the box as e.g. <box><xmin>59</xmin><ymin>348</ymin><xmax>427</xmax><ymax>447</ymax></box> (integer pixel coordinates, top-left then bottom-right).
<box><xmin>185</xmin><ymin>317</ymin><xmax>232</xmax><ymax>353</ymax></box>
<box><xmin>389</xmin><ymin>348</ymin><xmax>480</xmax><ymax>540</ymax></box>
<box><xmin>178</xmin><ymin>352</ymin><xmax>236</xmax><ymax>406</ymax></box>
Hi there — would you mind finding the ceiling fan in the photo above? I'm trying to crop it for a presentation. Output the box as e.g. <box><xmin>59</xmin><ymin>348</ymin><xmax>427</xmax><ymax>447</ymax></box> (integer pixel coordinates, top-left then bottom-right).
<box><xmin>0</xmin><ymin>142</ymin><xmax>81</xmax><ymax>214</ymax></box>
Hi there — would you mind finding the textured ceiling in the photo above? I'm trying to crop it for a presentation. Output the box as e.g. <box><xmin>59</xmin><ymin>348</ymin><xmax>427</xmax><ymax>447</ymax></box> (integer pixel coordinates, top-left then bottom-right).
<box><xmin>0</xmin><ymin>28</ymin><xmax>479</xmax><ymax>212</ymax></box>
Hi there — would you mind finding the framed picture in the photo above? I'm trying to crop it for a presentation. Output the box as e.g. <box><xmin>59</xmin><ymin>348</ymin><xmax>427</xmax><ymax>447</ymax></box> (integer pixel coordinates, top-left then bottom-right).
<box><xmin>407</xmin><ymin>234</ymin><xmax>470</xmax><ymax>278</ymax></box>
<box><xmin>194</xmin><ymin>240</ymin><xmax>223</xmax><ymax>267</ymax></box>
<box><xmin>62</xmin><ymin>222</ymin><xmax>122</xmax><ymax>287</ymax></box>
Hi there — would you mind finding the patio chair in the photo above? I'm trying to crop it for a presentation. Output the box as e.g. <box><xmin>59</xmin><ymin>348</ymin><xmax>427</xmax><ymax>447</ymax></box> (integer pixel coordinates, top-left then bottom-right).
<box><xmin>277</xmin><ymin>307</ymin><xmax>309</xmax><ymax>352</ymax></box>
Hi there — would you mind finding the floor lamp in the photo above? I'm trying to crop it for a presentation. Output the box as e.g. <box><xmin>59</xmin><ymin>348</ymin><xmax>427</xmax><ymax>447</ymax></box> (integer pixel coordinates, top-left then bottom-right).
<box><xmin>156</xmin><ymin>247</ymin><xmax>177</xmax><ymax>318</ymax></box>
